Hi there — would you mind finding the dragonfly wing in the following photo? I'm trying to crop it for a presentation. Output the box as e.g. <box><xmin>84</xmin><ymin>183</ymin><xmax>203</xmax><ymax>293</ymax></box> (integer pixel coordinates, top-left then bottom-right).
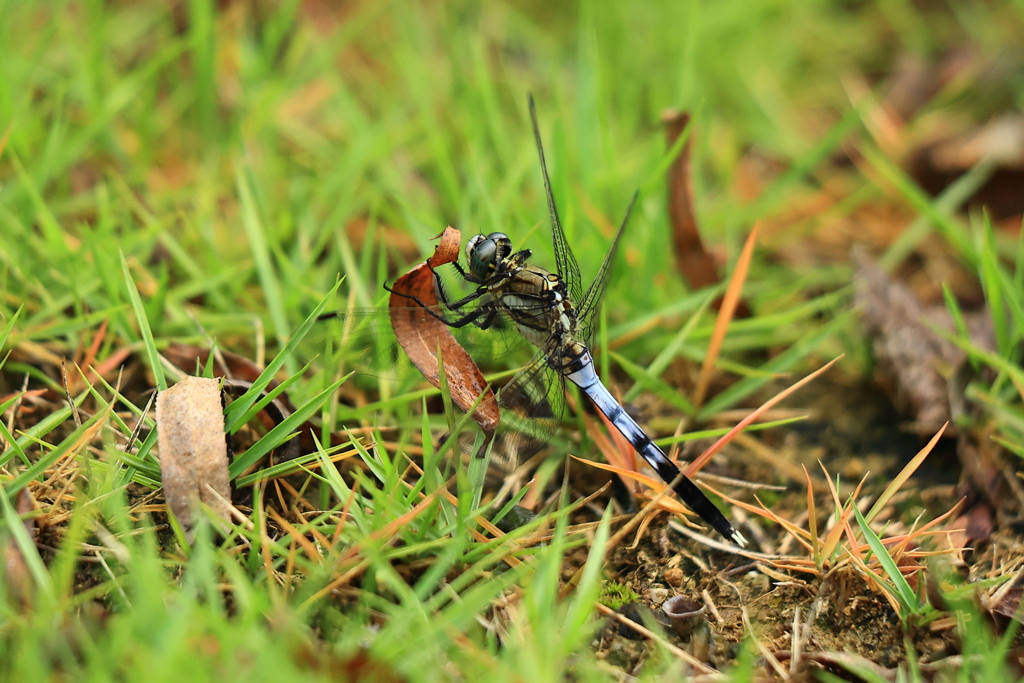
<box><xmin>577</xmin><ymin>191</ymin><xmax>638</xmax><ymax>344</ymax></box>
<box><xmin>487</xmin><ymin>348</ymin><xmax>566</xmax><ymax>476</ymax></box>
<box><xmin>304</xmin><ymin>308</ymin><xmax>531</xmax><ymax>380</ymax></box>
<box><xmin>528</xmin><ymin>95</ymin><xmax>583</xmax><ymax>304</ymax></box>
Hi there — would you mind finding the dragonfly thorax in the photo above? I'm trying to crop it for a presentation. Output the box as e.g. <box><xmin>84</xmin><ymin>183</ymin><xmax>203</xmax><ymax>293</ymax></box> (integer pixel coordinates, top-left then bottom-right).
<box><xmin>488</xmin><ymin>261</ymin><xmax>582</xmax><ymax>357</ymax></box>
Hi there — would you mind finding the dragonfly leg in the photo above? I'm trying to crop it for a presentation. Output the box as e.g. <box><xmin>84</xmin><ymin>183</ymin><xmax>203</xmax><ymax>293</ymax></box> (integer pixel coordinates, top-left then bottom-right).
<box><xmin>445</xmin><ymin>288</ymin><xmax>491</xmax><ymax>312</ymax></box>
<box><xmin>429</xmin><ymin>261</ymin><xmax>486</xmax><ymax>312</ymax></box>
<box><xmin>448</xmin><ymin>260</ymin><xmax>483</xmax><ymax>285</ymax></box>
<box><xmin>445</xmin><ymin>305</ymin><xmax>498</xmax><ymax>329</ymax></box>
<box><xmin>383</xmin><ymin>282</ymin><xmax>497</xmax><ymax>329</ymax></box>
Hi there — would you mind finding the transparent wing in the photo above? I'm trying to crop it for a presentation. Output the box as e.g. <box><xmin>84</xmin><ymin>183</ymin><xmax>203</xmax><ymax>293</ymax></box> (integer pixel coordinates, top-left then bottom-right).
<box><xmin>529</xmin><ymin>95</ymin><xmax>583</xmax><ymax>305</ymax></box>
<box><xmin>577</xmin><ymin>191</ymin><xmax>638</xmax><ymax>344</ymax></box>
<box><xmin>488</xmin><ymin>347</ymin><xmax>566</xmax><ymax>476</ymax></box>
<box><xmin>299</xmin><ymin>306</ymin><xmax>533</xmax><ymax>381</ymax></box>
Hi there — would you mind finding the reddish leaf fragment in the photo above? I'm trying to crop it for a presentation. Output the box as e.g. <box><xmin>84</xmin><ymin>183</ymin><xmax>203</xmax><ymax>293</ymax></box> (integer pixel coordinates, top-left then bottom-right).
<box><xmin>388</xmin><ymin>227</ymin><xmax>499</xmax><ymax>442</ymax></box>
<box><xmin>156</xmin><ymin>376</ymin><xmax>232</xmax><ymax>534</ymax></box>
<box><xmin>663</xmin><ymin>110</ymin><xmax>720</xmax><ymax>292</ymax></box>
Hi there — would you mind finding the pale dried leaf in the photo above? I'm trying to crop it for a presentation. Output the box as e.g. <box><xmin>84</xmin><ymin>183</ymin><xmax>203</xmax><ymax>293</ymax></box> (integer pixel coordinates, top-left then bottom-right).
<box><xmin>156</xmin><ymin>376</ymin><xmax>232</xmax><ymax>533</ymax></box>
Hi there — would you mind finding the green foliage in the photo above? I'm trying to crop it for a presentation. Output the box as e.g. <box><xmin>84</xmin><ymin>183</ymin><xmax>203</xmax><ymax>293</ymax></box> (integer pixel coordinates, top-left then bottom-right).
<box><xmin>599</xmin><ymin>581</ymin><xmax>641</xmax><ymax>610</ymax></box>
<box><xmin>3</xmin><ymin>0</ymin><xmax>1024</xmax><ymax>680</ymax></box>
<box><xmin>937</xmin><ymin>215</ymin><xmax>1024</xmax><ymax>461</ymax></box>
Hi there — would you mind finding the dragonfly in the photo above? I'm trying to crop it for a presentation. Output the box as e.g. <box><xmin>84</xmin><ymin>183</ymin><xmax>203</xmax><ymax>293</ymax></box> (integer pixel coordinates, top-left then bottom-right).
<box><xmin>381</xmin><ymin>96</ymin><xmax>746</xmax><ymax>546</ymax></box>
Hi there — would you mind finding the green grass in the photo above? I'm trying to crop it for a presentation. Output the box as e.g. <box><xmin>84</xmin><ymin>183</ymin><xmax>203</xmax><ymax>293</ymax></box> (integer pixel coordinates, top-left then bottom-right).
<box><xmin>3</xmin><ymin>1</ymin><xmax>1024</xmax><ymax>681</ymax></box>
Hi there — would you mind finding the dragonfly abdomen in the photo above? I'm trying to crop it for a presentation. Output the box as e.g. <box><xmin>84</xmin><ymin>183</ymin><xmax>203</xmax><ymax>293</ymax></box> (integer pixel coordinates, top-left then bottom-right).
<box><xmin>565</xmin><ymin>351</ymin><xmax>746</xmax><ymax>547</ymax></box>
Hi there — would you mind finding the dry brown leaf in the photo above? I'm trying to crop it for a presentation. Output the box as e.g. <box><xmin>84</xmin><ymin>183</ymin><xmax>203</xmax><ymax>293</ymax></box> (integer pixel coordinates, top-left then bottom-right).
<box><xmin>989</xmin><ymin>587</ymin><xmax>1024</xmax><ymax>625</ymax></box>
<box><xmin>156</xmin><ymin>376</ymin><xmax>232</xmax><ymax>533</ymax></box>
<box><xmin>854</xmin><ymin>249</ymin><xmax>963</xmax><ymax>430</ymax></box>
<box><xmin>910</xmin><ymin>113</ymin><xmax>1024</xmax><ymax>221</ymax></box>
<box><xmin>662</xmin><ymin>110</ymin><xmax>720</xmax><ymax>292</ymax></box>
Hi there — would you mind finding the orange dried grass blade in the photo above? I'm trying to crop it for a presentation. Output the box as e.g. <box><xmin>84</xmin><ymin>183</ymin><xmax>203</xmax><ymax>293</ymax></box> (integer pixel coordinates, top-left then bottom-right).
<box><xmin>704</xmin><ymin>484</ymin><xmax>815</xmax><ymax>551</ymax></box>
<box><xmin>308</xmin><ymin>525</ymin><xmax>332</xmax><ymax>551</ymax></box>
<box><xmin>571</xmin><ymin>455</ymin><xmax>663</xmax><ymax>490</ymax></box>
<box><xmin>585</xmin><ymin>407</ymin><xmax>633</xmax><ymax>472</ymax></box>
<box><xmin>843</xmin><ymin>516</ymin><xmax>862</xmax><ymax>560</ymax></box>
<box><xmin>75</xmin><ymin>320</ymin><xmax>110</xmax><ymax>391</ymax></box>
<box><xmin>600</xmin><ymin>394</ymin><xmax>638</xmax><ymax>470</ymax></box>
<box><xmin>817</xmin><ymin>468</ymin><xmax>854</xmax><ymax>562</ymax></box>
<box><xmin>571</xmin><ymin>456</ymin><xmax>696</xmax><ymax>517</ymax></box>
<box><xmin>694</xmin><ymin>222</ymin><xmax>760</xmax><ymax>408</ymax></box>
<box><xmin>688</xmin><ymin>355</ymin><xmax>842</xmax><ymax>475</ymax></box>
<box><xmin>628</xmin><ymin>512</ymin><xmax>661</xmax><ymax>550</ymax></box>
<box><xmin>887</xmin><ymin>499</ymin><xmax>965</xmax><ymax>559</ymax></box>
<box><xmin>864</xmin><ymin>422</ymin><xmax>947</xmax><ymax>524</ymax></box>
<box><xmin>267</xmin><ymin>507</ymin><xmax>322</xmax><ymax>562</ymax></box>
<box><xmin>751</xmin><ymin>494</ymin><xmax>815</xmax><ymax>554</ymax></box>
<box><xmin>840</xmin><ymin>475</ymin><xmax>870</xmax><ymax>559</ymax></box>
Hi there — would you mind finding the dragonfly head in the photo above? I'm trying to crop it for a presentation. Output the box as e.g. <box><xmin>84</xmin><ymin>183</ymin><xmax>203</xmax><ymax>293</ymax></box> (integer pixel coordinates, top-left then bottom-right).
<box><xmin>466</xmin><ymin>232</ymin><xmax>513</xmax><ymax>279</ymax></box>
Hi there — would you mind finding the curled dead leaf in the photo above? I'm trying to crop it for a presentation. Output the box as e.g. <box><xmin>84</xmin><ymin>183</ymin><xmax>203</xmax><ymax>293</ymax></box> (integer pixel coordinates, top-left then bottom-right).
<box><xmin>989</xmin><ymin>588</ymin><xmax>1023</xmax><ymax>625</ymax></box>
<box><xmin>388</xmin><ymin>226</ymin><xmax>499</xmax><ymax>444</ymax></box>
<box><xmin>853</xmin><ymin>249</ymin><xmax>964</xmax><ymax>430</ymax></box>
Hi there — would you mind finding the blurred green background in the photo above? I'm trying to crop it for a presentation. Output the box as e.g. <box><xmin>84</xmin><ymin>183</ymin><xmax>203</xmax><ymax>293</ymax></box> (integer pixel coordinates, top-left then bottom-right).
<box><xmin>6</xmin><ymin>0</ymin><xmax>1020</xmax><ymax>344</ymax></box>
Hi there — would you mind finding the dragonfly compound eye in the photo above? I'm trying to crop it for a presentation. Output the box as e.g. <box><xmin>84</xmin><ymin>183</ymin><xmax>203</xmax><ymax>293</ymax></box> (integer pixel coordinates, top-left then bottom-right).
<box><xmin>468</xmin><ymin>232</ymin><xmax>512</xmax><ymax>278</ymax></box>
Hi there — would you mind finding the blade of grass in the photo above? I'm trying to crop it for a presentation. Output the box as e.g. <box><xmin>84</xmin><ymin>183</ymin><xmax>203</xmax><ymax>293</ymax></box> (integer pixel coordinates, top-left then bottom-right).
<box><xmin>854</xmin><ymin>505</ymin><xmax>921</xmax><ymax>618</ymax></box>
<box><xmin>120</xmin><ymin>251</ymin><xmax>166</xmax><ymax>391</ymax></box>
<box><xmin>237</xmin><ymin>167</ymin><xmax>289</xmax><ymax>364</ymax></box>
<box><xmin>223</xmin><ymin>282</ymin><xmax>341</xmax><ymax>433</ymax></box>
<box><xmin>5</xmin><ymin>404</ymin><xmax>111</xmax><ymax>495</ymax></box>
<box><xmin>227</xmin><ymin>377</ymin><xmax>345</xmax><ymax>479</ymax></box>
<box><xmin>698</xmin><ymin>312</ymin><xmax>852</xmax><ymax>419</ymax></box>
